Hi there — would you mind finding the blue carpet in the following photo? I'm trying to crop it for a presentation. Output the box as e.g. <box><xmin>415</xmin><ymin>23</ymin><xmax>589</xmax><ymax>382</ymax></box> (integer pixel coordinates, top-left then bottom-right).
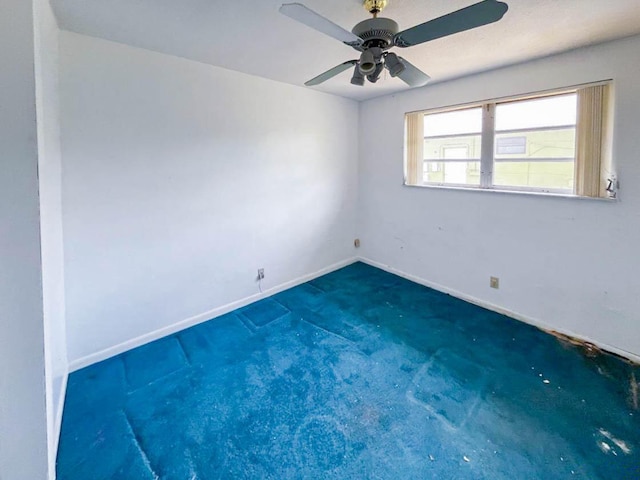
<box><xmin>57</xmin><ymin>262</ymin><xmax>640</xmax><ymax>479</ymax></box>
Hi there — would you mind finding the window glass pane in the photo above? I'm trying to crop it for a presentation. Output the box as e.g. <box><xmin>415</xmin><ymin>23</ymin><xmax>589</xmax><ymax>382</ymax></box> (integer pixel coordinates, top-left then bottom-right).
<box><xmin>495</xmin><ymin>94</ymin><xmax>577</xmax><ymax>131</ymax></box>
<box><xmin>422</xmin><ymin>107</ymin><xmax>482</xmax><ymax>186</ymax></box>
<box><xmin>423</xmin><ymin>135</ymin><xmax>481</xmax><ymax>186</ymax></box>
<box><xmin>424</xmin><ymin>161</ymin><xmax>481</xmax><ymax>185</ymax></box>
<box><xmin>494</xmin><ymin>128</ymin><xmax>575</xmax><ymax>190</ymax></box>
<box><xmin>496</xmin><ymin>136</ymin><xmax>526</xmax><ymax>155</ymax></box>
<box><xmin>423</xmin><ymin>142</ymin><xmax>480</xmax><ymax>186</ymax></box>
<box><xmin>493</xmin><ymin>161</ymin><xmax>574</xmax><ymax>191</ymax></box>
<box><xmin>495</xmin><ymin>129</ymin><xmax>576</xmax><ymax>161</ymax></box>
<box><xmin>424</xmin><ymin>135</ymin><xmax>481</xmax><ymax>160</ymax></box>
<box><xmin>494</xmin><ymin>94</ymin><xmax>577</xmax><ymax>192</ymax></box>
<box><xmin>424</xmin><ymin>107</ymin><xmax>482</xmax><ymax>137</ymax></box>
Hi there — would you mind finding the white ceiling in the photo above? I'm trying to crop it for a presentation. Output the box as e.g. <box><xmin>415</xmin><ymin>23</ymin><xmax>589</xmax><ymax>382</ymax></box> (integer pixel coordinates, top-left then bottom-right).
<box><xmin>51</xmin><ymin>0</ymin><xmax>640</xmax><ymax>101</ymax></box>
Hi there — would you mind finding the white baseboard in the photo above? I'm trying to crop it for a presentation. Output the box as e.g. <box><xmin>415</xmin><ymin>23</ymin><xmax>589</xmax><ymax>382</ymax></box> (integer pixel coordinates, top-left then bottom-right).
<box><xmin>47</xmin><ymin>367</ymin><xmax>69</xmax><ymax>480</ymax></box>
<box><xmin>68</xmin><ymin>255</ymin><xmax>640</xmax><ymax>371</ymax></box>
<box><xmin>54</xmin><ymin>370</ymin><xmax>68</xmax><ymax>452</ymax></box>
<box><xmin>68</xmin><ymin>257</ymin><xmax>358</xmax><ymax>372</ymax></box>
<box><xmin>357</xmin><ymin>256</ymin><xmax>640</xmax><ymax>365</ymax></box>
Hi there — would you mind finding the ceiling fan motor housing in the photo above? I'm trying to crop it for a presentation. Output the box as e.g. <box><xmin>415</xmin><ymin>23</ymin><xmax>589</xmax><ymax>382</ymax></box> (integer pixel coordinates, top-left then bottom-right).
<box><xmin>352</xmin><ymin>18</ymin><xmax>399</xmax><ymax>48</ymax></box>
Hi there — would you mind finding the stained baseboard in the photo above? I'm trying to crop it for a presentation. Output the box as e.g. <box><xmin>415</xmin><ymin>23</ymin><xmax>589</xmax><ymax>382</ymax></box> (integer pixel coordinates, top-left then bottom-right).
<box><xmin>68</xmin><ymin>257</ymin><xmax>358</xmax><ymax>372</ymax></box>
<box><xmin>357</xmin><ymin>256</ymin><xmax>640</xmax><ymax>365</ymax></box>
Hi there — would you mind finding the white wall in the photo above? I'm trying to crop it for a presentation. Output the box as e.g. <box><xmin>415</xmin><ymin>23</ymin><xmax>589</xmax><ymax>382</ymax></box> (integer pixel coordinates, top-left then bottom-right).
<box><xmin>59</xmin><ymin>32</ymin><xmax>359</xmax><ymax>365</ymax></box>
<box><xmin>359</xmin><ymin>35</ymin><xmax>640</xmax><ymax>358</ymax></box>
<box><xmin>33</xmin><ymin>0</ymin><xmax>68</xmax><ymax>475</ymax></box>
<box><xmin>0</xmin><ymin>0</ymin><xmax>49</xmax><ymax>478</ymax></box>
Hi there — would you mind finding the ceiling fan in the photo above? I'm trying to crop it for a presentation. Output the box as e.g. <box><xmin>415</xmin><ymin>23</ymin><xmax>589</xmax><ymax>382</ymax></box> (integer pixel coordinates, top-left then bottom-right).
<box><xmin>279</xmin><ymin>0</ymin><xmax>508</xmax><ymax>88</ymax></box>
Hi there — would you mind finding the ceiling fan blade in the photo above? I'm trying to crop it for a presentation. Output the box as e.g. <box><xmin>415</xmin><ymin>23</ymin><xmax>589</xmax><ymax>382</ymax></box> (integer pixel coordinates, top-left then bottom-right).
<box><xmin>305</xmin><ymin>60</ymin><xmax>358</xmax><ymax>86</ymax></box>
<box><xmin>279</xmin><ymin>3</ymin><xmax>363</xmax><ymax>47</ymax></box>
<box><xmin>396</xmin><ymin>58</ymin><xmax>431</xmax><ymax>87</ymax></box>
<box><xmin>394</xmin><ymin>0</ymin><xmax>508</xmax><ymax>48</ymax></box>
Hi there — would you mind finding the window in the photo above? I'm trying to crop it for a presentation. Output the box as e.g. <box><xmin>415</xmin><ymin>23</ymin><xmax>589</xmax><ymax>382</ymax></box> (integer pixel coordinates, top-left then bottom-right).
<box><xmin>404</xmin><ymin>82</ymin><xmax>613</xmax><ymax>197</ymax></box>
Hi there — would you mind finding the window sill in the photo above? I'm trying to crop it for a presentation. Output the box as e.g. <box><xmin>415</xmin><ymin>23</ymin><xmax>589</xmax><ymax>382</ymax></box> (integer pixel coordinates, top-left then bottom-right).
<box><xmin>403</xmin><ymin>182</ymin><xmax>618</xmax><ymax>202</ymax></box>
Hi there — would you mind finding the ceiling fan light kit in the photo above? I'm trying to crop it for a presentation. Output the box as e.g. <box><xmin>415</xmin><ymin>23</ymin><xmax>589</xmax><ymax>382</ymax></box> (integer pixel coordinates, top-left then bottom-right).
<box><xmin>351</xmin><ymin>67</ymin><xmax>365</xmax><ymax>86</ymax></box>
<box><xmin>384</xmin><ymin>52</ymin><xmax>404</xmax><ymax>77</ymax></box>
<box><xmin>359</xmin><ymin>49</ymin><xmax>377</xmax><ymax>75</ymax></box>
<box><xmin>367</xmin><ymin>61</ymin><xmax>385</xmax><ymax>83</ymax></box>
<box><xmin>279</xmin><ymin>0</ymin><xmax>508</xmax><ymax>89</ymax></box>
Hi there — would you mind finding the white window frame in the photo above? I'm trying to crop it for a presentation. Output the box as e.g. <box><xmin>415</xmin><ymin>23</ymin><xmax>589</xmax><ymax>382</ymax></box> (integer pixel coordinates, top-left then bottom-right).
<box><xmin>405</xmin><ymin>81</ymin><xmax>614</xmax><ymax>199</ymax></box>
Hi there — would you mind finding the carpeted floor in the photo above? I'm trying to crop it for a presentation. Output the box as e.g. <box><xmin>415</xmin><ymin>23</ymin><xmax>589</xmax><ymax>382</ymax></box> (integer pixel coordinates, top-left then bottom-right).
<box><xmin>57</xmin><ymin>262</ymin><xmax>640</xmax><ymax>479</ymax></box>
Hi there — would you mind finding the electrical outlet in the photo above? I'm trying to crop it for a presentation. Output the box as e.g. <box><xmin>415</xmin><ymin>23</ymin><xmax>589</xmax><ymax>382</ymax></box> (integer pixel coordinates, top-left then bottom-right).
<box><xmin>490</xmin><ymin>276</ymin><xmax>499</xmax><ymax>289</ymax></box>
<box><xmin>257</xmin><ymin>268</ymin><xmax>265</xmax><ymax>280</ymax></box>
<box><xmin>354</xmin><ymin>238</ymin><xmax>361</xmax><ymax>248</ymax></box>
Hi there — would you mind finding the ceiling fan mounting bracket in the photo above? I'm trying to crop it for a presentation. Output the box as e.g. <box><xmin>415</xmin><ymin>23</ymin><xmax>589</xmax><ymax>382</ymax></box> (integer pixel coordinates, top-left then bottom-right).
<box><xmin>351</xmin><ymin>17</ymin><xmax>398</xmax><ymax>49</ymax></box>
<box><xmin>363</xmin><ymin>0</ymin><xmax>388</xmax><ymax>16</ymax></box>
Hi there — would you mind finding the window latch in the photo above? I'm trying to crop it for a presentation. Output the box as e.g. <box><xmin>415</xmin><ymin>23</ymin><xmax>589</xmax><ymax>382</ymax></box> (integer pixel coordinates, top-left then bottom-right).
<box><xmin>606</xmin><ymin>175</ymin><xmax>618</xmax><ymax>198</ymax></box>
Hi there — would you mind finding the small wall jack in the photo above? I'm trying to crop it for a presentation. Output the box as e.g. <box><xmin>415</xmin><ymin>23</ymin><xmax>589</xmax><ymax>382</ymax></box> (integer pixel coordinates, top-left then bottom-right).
<box><xmin>257</xmin><ymin>268</ymin><xmax>265</xmax><ymax>293</ymax></box>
